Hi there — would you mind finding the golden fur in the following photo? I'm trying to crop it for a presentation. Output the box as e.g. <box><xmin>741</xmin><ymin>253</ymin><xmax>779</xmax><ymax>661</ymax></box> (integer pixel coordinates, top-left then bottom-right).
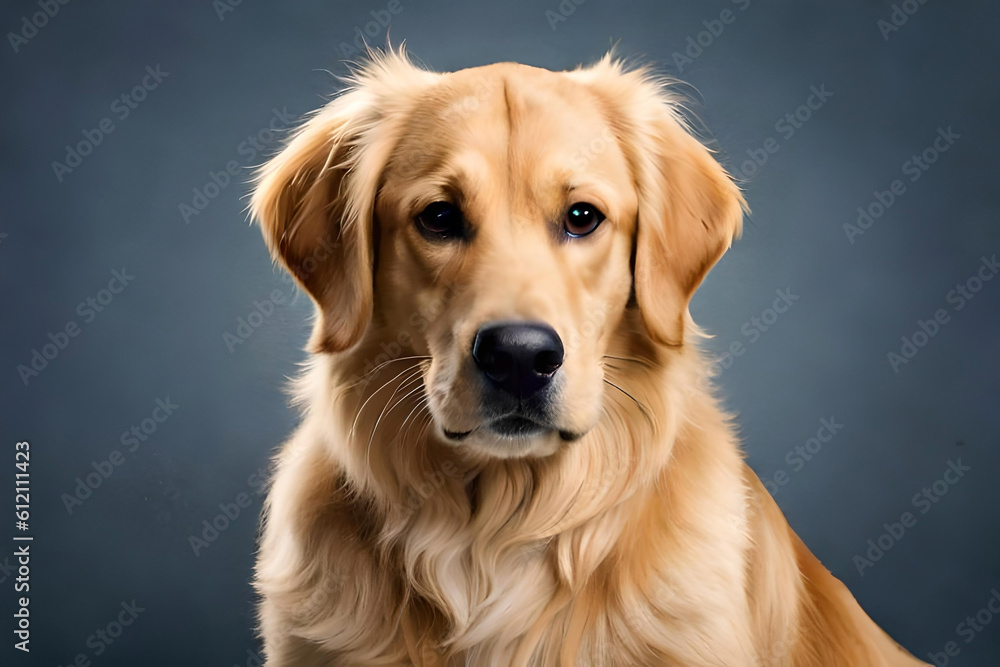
<box><xmin>250</xmin><ymin>49</ymin><xmax>926</xmax><ymax>666</ymax></box>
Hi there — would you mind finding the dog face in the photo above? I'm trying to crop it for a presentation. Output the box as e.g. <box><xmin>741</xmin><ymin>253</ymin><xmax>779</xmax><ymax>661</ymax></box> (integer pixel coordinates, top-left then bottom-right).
<box><xmin>373</xmin><ymin>64</ymin><xmax>639</xmax><ymax>458</ymax></box>
<box><xmin>252</xmin><ymin>52</ymin><xmax>744</xmax><ymax>459</ymax></box>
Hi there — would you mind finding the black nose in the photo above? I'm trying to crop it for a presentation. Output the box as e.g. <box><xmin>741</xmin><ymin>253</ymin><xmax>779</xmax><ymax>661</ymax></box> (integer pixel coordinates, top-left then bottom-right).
<box><xmin>471</xmin><ymin>322</ymin><xmax>564</xmax><ymax>399</ymax></box>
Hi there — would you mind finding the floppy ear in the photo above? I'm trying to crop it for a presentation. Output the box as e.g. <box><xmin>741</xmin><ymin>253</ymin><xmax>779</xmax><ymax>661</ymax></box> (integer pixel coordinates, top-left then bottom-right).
<box><xmin>631</xmin><ymin>93</ymin><xmax>746</xmax><ymax>347</ymax></box>
<box><xmin>250</xmin><ymin>93</ymin><xmax>379</xmax><ymax>354</ymax></box>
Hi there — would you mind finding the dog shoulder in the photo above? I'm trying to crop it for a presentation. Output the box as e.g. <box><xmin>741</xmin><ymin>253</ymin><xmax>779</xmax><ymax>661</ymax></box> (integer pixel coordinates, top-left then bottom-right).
<box><xmin>742</xmin><ymin>468</ymin><xmax>928</xmax><ymax>666</ymax></box>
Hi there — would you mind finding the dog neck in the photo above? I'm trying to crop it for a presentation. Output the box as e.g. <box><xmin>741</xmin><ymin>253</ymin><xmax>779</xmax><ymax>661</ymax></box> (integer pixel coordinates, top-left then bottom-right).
<box><xmin>275</xmin><ymin>328</ymin><xmax>751</xmax><ymax>660</ymax></box>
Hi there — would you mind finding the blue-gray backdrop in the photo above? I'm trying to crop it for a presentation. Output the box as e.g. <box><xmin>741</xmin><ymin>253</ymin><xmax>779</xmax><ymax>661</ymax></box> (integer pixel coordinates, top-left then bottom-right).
<box><xmin>1</xmin><ymin>0</ymin><xmax>998</xmax><ymax>665</ymax></box>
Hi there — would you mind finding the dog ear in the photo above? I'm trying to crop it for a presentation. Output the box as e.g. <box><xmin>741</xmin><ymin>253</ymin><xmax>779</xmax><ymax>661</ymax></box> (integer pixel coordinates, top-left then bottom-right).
<box><xmin>250</xmin><ymin>94</ymin><xmax>380</xmax><ymax>353</ymax></box>
<box><xmin>632</xmin><ymin>102</ymin><xmax>746</xmax><ymax>348</ymax></box>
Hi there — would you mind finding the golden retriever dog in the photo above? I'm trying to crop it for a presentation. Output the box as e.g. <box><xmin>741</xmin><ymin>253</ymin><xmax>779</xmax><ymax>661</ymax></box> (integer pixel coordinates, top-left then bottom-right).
<box><xmin>250</xmin><ymin>49</ymin><xmax>926</xmax><ymax>666</ymax></box>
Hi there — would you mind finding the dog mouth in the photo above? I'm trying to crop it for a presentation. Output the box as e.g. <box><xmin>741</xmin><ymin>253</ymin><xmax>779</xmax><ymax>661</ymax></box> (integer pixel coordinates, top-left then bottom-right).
<box><xmin>438</xmin><ymin>375</ymin><xmax>586</xmax><ymax>447</ymax></box>
<box><xmin>490</xmin><ymin>415</ymin><xmax>547</xmax><ymax>438</ymax></box>
<box><xmin>443</xmin><ymin>417</ymin><xmax>583</xmax><ymax>443</ymax></box>
<box><xmin>443</xmin><ymin>416</ymin><xmax>542</xmax><ymax>440</ymax></box>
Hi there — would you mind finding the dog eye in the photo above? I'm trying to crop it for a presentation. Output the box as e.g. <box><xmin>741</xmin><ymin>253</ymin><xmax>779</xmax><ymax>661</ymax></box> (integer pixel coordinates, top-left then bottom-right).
<box><xmin>416</xmin><ymin>201</ymin><xmax>464</xmax><ymax>239</ymax></box>
<box><xmin>564</xmin><ymin>202</ymin><xmax>605</xmax><ymax>238</ymax></box>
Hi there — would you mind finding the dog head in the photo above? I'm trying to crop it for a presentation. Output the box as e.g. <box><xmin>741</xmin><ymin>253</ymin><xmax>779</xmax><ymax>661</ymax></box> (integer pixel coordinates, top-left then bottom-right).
<box><xmin>252</xmin><ymin>50</ymin><xmax>744</xmax><ymax>459</ymax></box>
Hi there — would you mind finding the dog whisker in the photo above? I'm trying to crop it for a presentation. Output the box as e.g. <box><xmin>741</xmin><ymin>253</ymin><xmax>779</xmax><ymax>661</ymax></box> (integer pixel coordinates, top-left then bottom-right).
<box><xmin>602</xmin><ymin>377</ymin><xmax>654</xmax><ymax>426</ymax></box>
<box><xmin>374</xmin><ymin>372</ymin><xmax>425</xmax><ymax>440</ymax></box>
<box><xmin>350</xmin><ymin>364</ymin><xmax>424</xmax><ymax>440</ymax></box>
<box><xmin>602</xmin><ymin>354</ymin><xmax>655</xmax><ymax>369</ymax></box>
<box><xmin>350</xmin><ymin>354</ymin><xmax>433</xmax><ymax>396</ymax></box>
<box><xmin>404</xmin><ymin>409</ymin><xmax>434</xmax><ymax>453</ymax></box>
<box><xmin>361</xmin><ymin>354</ymin><xmax>433</xmax><ymax>378</ymax></box>
<box><xmin>414</xmin><ymin>410</ymin><xmax>435</xmax><ymax>445</ymax></box>
<box><xmin>395</xmin><ymin>395</ymin><xmax>431</xmax><ymax>445</ymax></box>
<box><xmin>365</xmin><ymin>369</ymin><xmax>426</xmax><ymax>472</ymax></box>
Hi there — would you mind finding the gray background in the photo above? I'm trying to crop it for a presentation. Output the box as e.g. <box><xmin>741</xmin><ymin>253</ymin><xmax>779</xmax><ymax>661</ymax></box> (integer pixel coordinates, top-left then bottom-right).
<box><xmin>1</xmin><ymin>0</ymin><xmax>998</xmax><ymax>664</ymax></box>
